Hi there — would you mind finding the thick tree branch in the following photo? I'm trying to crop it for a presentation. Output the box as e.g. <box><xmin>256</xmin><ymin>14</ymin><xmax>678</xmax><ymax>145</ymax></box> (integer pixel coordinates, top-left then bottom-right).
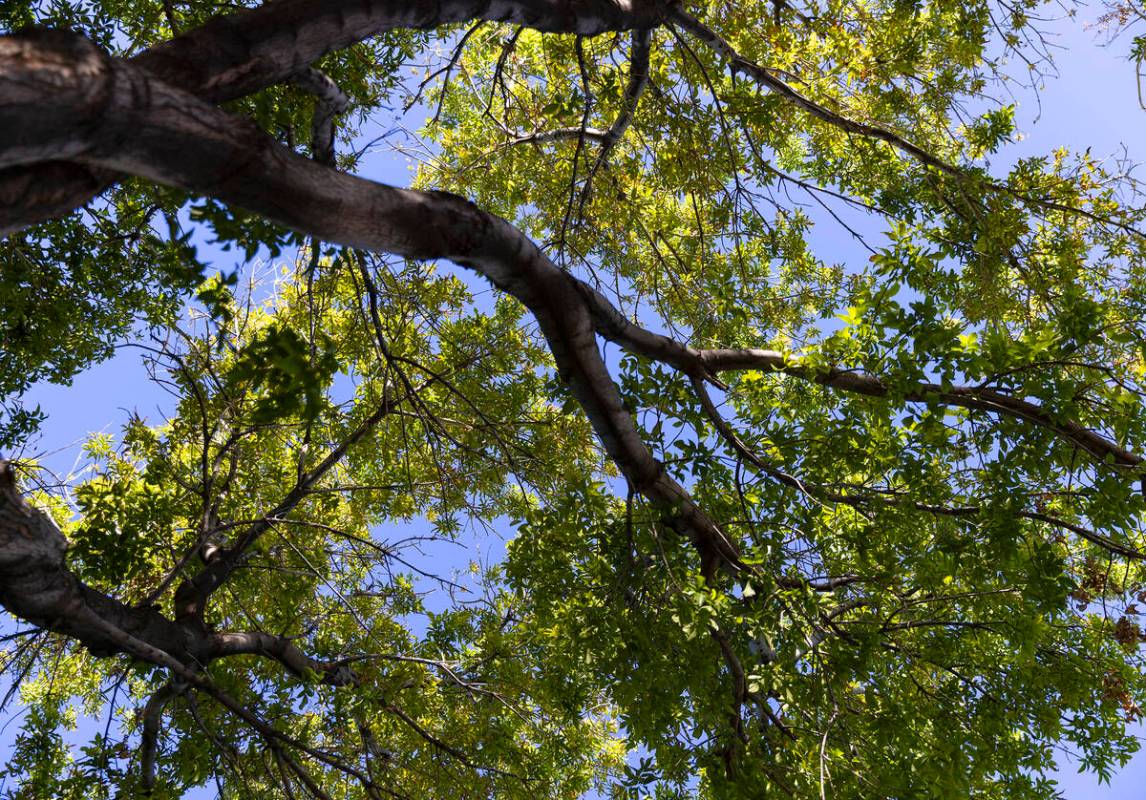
<box><xmin>211</xmin><ymin>631</ymin><xmax>357</xmax><ymax>686</ymax></box>
<box><xmin>0</xmin><ymin>460</ymin><xmax>381</xmax><ymax>791</ymax></box>
<box><xmin>0</xmin><ymin>29</ymin><xmax>742</xmax><ymax>577</ymax></box>
<box><xmin>133</xmin><ymin>0</ymin><xmax>673</xmax><ymax>106</ymax></box>
<box><xmin>10</xmin><ymin>27</ymin><xmax>1137</xmax><ymax>586</ymax></box>
<box><xmin>0</xmin><ymin>0</ymin><xmax>675</xmax><ymax>231</ymax></box>
<box><xmin>0</xmin><ymin>458</ymin><xmax>359</xmax><ymax>658</ymax></box>
<box><xmin>140</xmin><ymin>682</ymin><xmax>182</xmax><ymax>793</ymax></box>
<box><xmin>7</xmin><ymin>29</ymin><xmax>1131</xmax><ymax>590</ymax></box>
<box><xmin>0</xmin><ymin>460</ymin><xmax>208</xmax><ymax>663</ymax></box>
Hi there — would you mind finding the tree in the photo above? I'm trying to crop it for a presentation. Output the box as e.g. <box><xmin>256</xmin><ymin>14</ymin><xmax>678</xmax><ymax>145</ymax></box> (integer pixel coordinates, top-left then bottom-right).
<box><xmin>1</xmin><ymin>0</ymin><xmax>1146</xmax><ymax>796</ymax></box>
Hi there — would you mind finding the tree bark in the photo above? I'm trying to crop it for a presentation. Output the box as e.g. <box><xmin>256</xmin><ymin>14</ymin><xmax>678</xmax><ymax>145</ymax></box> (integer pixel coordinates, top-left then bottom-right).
<box><xmin>0</xmin><ymin>27</ymin><xmax>739</xmax><ymax>665</ymax></box>
<box><xmin>0</xmin><ymin>462</ymin><xmax>207</xmax><ymax>662</ymax></box>
<box><xmin>0</xmin><ymin>0</ymin><xmax>672</xmax><ymax>232</ymax></box>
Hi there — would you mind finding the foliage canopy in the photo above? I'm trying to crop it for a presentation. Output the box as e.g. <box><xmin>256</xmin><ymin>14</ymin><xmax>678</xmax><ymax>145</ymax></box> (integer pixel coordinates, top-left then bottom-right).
<box><xmin>2</xmin><ymin>1</ymin><xmax>1146</xmax><ymax>798</ymax></box>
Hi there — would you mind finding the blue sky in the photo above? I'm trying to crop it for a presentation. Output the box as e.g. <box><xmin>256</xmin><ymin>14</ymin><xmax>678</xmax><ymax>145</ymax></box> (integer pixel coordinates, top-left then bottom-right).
<box><xmin>6</xmin><ymin>5</ymin><xmax>1146</xmax><ymax>797</ymax></box>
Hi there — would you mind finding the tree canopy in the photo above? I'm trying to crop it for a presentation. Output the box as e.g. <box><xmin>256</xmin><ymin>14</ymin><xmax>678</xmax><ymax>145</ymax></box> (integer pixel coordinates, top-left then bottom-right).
<box><xmin>2</xmin><ymin>0</ymin><xmax>1146</xmax><ymax>797</ymax></box>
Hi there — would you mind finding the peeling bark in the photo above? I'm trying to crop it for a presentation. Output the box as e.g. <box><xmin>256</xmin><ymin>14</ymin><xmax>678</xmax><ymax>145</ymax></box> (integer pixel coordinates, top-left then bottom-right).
<box><xmin>291</xmin><ymin>67</ymin><xmax>349</xmax><ymax>165</ymax></box>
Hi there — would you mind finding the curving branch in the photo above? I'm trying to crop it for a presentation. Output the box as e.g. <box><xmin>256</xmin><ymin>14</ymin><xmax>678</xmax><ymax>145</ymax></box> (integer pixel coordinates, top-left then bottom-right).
<box><xmin>0</xmin><ymin>461</ymin><xmax>209</xmax><ymax>663</ymax></box>
<box><xmin>0</xmin><ymin>459</ymin><xmax>386</xmax><ymax>683</ymax></box>
<box><xmin>0</xmin><ymin>465</ymin><xmax>378</xmax><ymax>787</ymax></box>
<box><xmin>573</xmin><ymin>284</ymin><xmax>1143</xmax><ymax>473</ymax></box>
<box><xmin>210</xmin><ymin>631</ymin><xmax>357</xmax><ymax>686</ymax></box>
<box><xmin>573</xmin><ymin>299</ymin><xmax>1145</xmax><ymax>558</ymax></box>
<box><xmin>140</xmin><ymin>682</ymin><xmax>182</xmax><ymax>793</ymax></box>
<box><xmin>669</xmin><ymin>8</ymin><xmax>963</xmax><ymax>178</ymax></box>
<box><xmin>291</xmin><ymin>67</ymin><xmax>350</xmax><ymax>165</ymax></box>
<box><xmin>688</xmin><ymin>380</ymin><xmax>1146</xmax><ymax>560</ymax></box>
<box><xmin>4</xmin><ymin>25</ymin><xmax>1137</xmax><ymax>742</ymax></box>
<box><xmin>0</xmin><ymin>29</ymin><xmax>740</xmax><ymax>576</ymax></box>
<box><xmin>0</xmin><ymin>0</ymin><xmax>676</xmax><ymax>232</ymax></box>
<box><xmin>6</xmin><ymin>27</ymin><xmax>1135</xmax><ymax>585</ymax></box>
<box><xmin>0</xmin><ymin>17</ymin><xmax>1141</xmax><ymax>790</ymax></box>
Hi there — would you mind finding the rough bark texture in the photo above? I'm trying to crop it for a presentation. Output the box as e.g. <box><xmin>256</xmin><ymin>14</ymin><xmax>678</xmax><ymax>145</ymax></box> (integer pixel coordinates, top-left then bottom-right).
<box><xmin>0</xmin><ymin>462</ymin><xmax>205</xmax><ymax>662</ymax></box>
<box><xmin>0</xmin><ymin>0</ymin><xmax>672</xmax><ymax>231</ymax></box>
<box><xmin>1</xmin><ymin>20</ymin><xmax>1135</xmax><ymax>676</ymax></box>
<box><xmin>0</xmin><ymin>455</ymin><xmax>362</xmax><ymax>686</ymax></box>
<box><xmin>0</xmin><ymin>26</ymin><xmax>739</xmax><ymax>673</ymax></box>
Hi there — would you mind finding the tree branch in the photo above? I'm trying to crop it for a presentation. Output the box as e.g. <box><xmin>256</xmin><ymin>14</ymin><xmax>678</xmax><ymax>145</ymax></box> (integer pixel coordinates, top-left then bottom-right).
<box><xmin>694</xmin><ymin>348</ymin><xmax>1143</xmax><ymax>469</ymax></box>
<box><xmin>0</xmin><ymin>0</ymin><xmax>675</xmax><ymax>231</ymax></box>
<box><xmin>573</xmin><ymin>285</ymin><xmax>1143</xmax><ymax>473</ymax></box>
<box><xmin>0</xmin><ymin>460</ymin><xmax>209</xmax><ymax>663</ymax></box>
<box><xmin>509</xmin><ymin>126</ymin><xmax>610</xmax><ymax>146</ymax></box>
<box><xmin>574</xmin><ymin>27</ymin><xmax>652</xmax><ymax>215</ymax></box>
<box><xmin>0</xmin><ymin>460</ymin><xmax>385</xmax><ymax>792</ymax></box>
<box><xmin>0</xmin><ymin>29</ymin><xmax>742</xmax><ymax>578</ymax></box>
<box><xmin>291</xmin><ymin>67</ymin><xmax>349</xmax><ymax>165</ymax></box>
<box><xmin>140</xmin><ymin>682</ymin><xmax>182</xmax><ymax>793</ymax></box>
<box><xmin>670</xmin><ymin>7</ymin><xmax>1146</xmax><ymax>238</ymax></box>
<box><xmin>668</xmin><ymin>8</ymin><xmax>963</xmax><ymax>177</ymax></box>
<box><xmin>597</xmin><ymin>28</ymin><xmax>652</xmax><ymax>156</ymax></box>
<box><xmin>210</xmin><ymin>631</ymin><xmax>357</xmax><ymax>686</ymax></box>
